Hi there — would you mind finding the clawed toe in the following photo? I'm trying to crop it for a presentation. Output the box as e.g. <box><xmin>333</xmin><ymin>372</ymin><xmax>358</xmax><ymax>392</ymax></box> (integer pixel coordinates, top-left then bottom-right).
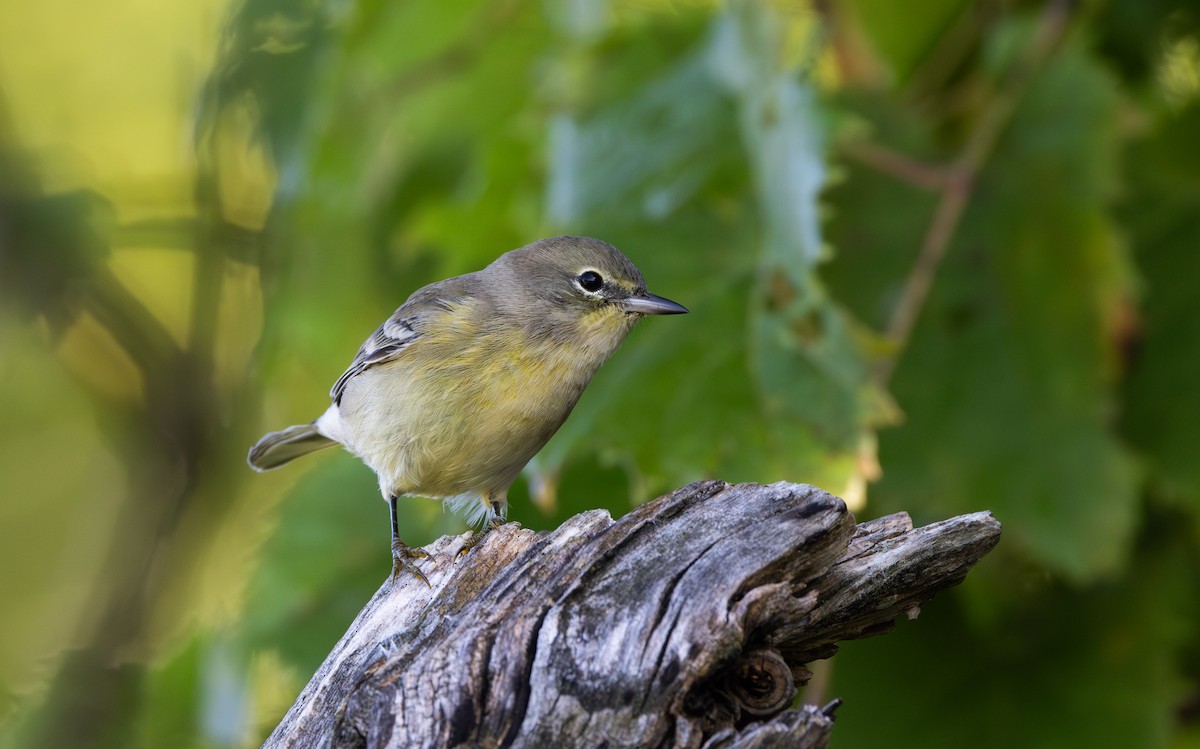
<box><xmin>390</xmin><ymin>541</ymin><xmax>431</xmax><ymax>588</ymax></box>
<box><xmin>454</xmin><ymin>538</ymin><xmax>476</xmax><ymax>563</ymax></box>
<box><xmin>454</xmin><ymin>516</ymin><xmax>508</xmax><ymax>562</ymax></box>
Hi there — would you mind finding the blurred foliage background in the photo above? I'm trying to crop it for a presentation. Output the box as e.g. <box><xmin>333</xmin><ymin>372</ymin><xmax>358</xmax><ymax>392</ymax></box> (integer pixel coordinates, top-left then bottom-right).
<box><xmin>1</xmin><ymin>0</ymin><xmax>1198</xmax><ymax>746</ymax></box>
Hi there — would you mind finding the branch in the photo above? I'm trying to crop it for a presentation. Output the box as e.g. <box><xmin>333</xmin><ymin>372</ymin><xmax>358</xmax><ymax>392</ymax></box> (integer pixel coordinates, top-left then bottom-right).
<box><xmin>839</xmin><ymin>140</ymin><xmax>953</xmax><ymax>192</ymax></box>
<box><xmin>264</xmin><ymin>481</ymin><xmax>1000</xmax><ymax>748</ymax></box>
<box><xmin>850</xmin><ymin>0</ymin><xmax>1077</xmax><ymax>386</ymax></box>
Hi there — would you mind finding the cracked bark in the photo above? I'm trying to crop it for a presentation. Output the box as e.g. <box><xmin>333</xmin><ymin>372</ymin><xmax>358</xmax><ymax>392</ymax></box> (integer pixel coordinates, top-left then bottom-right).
<box><xmin>263</xmin><ymin>480</ymin><xmax>1001</xmax><ymax>748</ymax></box>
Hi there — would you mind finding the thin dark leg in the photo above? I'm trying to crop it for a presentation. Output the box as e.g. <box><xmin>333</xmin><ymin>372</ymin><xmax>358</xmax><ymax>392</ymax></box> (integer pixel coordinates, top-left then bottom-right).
<box><xmin>488</xmin><ymin>497</ymin><xmax>508</xmax><ymax>528</ymax></box>
<box><xmin>388</xmin><ymin>495</ymin><xmax>430</xmax><ymax>587</ymax></box>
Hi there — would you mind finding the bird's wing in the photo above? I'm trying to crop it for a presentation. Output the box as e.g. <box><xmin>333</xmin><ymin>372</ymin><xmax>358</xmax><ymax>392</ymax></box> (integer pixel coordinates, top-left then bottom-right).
<box><xmin>329</xmin><ymin>314</ymin><xmax>421</xmax><ymax>405</ymax></box>
<box><xmin>329</xmin><ymin>277</ymin><xmax>477</xmax><ymax>406</ymax></box>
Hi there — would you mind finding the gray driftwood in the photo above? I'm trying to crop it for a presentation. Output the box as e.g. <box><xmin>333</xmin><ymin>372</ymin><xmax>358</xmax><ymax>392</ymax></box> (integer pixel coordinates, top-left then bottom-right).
<box><xmin>264</xmin><ymin>480</ymin><xmax>1000</xmax><ymax>748</ymax></box>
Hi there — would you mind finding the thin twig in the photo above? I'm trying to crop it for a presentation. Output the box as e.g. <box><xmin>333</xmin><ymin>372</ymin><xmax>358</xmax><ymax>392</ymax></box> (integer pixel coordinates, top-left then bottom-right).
<box><xmin>841</xmin><ymin>140</ymin><xmax>952</xmax><ymax>191</ymax></box>
<box><xmin>872</xmin><ymin>0</ymin><xmax>1075</xmax><ymax>386</ymax></box>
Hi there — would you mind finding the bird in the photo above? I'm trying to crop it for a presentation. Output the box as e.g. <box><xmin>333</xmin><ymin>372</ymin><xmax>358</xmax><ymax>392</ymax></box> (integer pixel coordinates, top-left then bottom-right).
<box><xmin>247</xmin><ymin>236</ymin><xmax>687</xmax><ymax>584</ymax></box>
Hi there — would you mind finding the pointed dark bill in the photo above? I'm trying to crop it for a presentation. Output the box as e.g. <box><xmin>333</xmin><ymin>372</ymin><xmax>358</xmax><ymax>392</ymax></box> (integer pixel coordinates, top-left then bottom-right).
<box><xmin>620</xmin><ymin>292</ymin><xmax>688</xmax><ymax>315</ymax></box>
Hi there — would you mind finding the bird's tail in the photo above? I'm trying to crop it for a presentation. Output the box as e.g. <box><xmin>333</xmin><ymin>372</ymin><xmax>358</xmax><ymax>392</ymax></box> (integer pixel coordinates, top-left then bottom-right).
<box><xmin>247</xmin><ymin>423</ymin><xmax>336</xmax><ymax>471</ymax></box>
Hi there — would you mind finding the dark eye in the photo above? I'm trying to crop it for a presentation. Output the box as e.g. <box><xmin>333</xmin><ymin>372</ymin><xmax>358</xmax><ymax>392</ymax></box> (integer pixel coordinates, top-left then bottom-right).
<box><xmin>577</xmin><ymin>270</ymin><xmax>604</xmax><ymax>292</ymax></box>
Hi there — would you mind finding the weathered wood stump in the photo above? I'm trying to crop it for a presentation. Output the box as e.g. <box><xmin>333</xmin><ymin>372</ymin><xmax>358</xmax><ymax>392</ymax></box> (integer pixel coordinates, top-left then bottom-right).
<box><xmin>265</xmin><ymin>480</ymin><xmax>1001</xmax><ymax>748</ymax></box>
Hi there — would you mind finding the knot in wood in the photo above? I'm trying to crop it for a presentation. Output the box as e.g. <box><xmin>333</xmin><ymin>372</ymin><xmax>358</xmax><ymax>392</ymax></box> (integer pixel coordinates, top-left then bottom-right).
<box><xmin>726</xmin><ymin>649</ymin><xmax>795</xmax><ymax>717</ymax></box>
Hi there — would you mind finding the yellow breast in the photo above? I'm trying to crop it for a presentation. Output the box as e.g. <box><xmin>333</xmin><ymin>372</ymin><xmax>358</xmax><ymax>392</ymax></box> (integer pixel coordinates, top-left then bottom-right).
<box><xmin>339</xmin><ymin>306</ymin><xmax>633</xmax><ymax>500</ymax></box>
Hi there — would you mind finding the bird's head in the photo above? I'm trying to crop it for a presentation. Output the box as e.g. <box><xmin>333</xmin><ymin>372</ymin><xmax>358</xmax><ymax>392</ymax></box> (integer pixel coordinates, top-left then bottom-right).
<box><xmin>488</xmin><ymin>236</ymin><xmax>687</xmax><ymax>347</ymax></box>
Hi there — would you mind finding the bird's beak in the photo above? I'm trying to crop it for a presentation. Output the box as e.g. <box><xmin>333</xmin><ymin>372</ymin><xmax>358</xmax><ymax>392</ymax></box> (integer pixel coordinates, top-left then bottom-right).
<box><xmin>620</xmin><ymin>291</ymin><xmax>688</xmax><ymax>316</ymax></box>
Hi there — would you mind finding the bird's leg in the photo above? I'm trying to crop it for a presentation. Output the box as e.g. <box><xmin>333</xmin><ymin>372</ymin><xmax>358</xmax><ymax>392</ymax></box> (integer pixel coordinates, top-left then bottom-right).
<box><xmin>455</xmin><ymin>495</ymin><xmax>508</xmax><ymax>561</ymax></box>
<box><xmin>389</xmin><ymin>495</ymin><xmax>430</xmax><ymax>587</ymax></box>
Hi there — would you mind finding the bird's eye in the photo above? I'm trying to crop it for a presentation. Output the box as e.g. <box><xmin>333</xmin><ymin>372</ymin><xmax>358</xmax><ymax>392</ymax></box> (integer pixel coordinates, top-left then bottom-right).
<box><xmin>577</xmin><ymin>270</ymin><xmax>604</xmax><ymax>293</ymax></box>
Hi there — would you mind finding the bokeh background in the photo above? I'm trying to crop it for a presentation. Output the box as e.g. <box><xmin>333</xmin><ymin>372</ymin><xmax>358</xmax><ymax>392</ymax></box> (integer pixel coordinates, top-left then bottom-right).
<box><xmin>2</xmin><ymin>0</ymin><xmax>1198</xmax><ymax>746</ymax></box>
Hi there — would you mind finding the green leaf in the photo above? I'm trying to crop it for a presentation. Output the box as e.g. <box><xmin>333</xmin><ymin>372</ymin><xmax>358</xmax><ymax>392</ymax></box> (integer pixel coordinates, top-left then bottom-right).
<box><xmin>532</xmin><ymin>6</ymin><xmax>876</xmax><ymax>503</ymax></box>
<box><xmin>826</xmin><ymin>29</ymin><xmax>1140</xmax><ymax>580</ymax></box>
<box><xmin>1121</xmin><ymin>101</ymin><xmax>1200</xmax><ymax>513</ymax></box>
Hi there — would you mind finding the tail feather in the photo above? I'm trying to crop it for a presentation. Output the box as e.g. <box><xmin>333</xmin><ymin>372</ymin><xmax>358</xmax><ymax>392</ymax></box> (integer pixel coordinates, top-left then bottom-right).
<box><xmin>247</xmin><ymin>423</ymin><xmax>336</xmax><ymax>471</ymax></box>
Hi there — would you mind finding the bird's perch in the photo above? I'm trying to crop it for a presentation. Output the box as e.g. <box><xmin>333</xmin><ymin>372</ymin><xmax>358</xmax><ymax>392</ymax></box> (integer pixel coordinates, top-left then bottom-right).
<box><xmin>264</xmin><ymin>480</ymin><xmax>1001</xmax><ymax>748</ymax></box>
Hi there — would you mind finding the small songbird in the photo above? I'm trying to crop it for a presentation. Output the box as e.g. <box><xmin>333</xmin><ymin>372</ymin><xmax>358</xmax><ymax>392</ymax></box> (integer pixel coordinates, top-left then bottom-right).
<box><xmin>248</xmin><ymin>236</ymin><xmax>687</xmax><ymax>584</ymax></box>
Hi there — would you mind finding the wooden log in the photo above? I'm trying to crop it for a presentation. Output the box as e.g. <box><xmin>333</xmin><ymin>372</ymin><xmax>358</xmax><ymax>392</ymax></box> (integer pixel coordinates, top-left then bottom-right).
<box><xmin>264</xmin><ymin>480</ymin><xmax>1001</xmax><ymax>748</ymax></box>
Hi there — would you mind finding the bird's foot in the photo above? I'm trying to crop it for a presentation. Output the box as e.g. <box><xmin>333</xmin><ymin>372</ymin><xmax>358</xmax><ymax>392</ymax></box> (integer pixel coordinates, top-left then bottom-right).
<box><xmin>390</xmin><ymin>538</ymin><xmax>431</xmax><ymax>588</ymax></box>
<box><xmin>455</xmin><ymin>517</ymin><xmax>507</xmax><ymax>562</ymax></box>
